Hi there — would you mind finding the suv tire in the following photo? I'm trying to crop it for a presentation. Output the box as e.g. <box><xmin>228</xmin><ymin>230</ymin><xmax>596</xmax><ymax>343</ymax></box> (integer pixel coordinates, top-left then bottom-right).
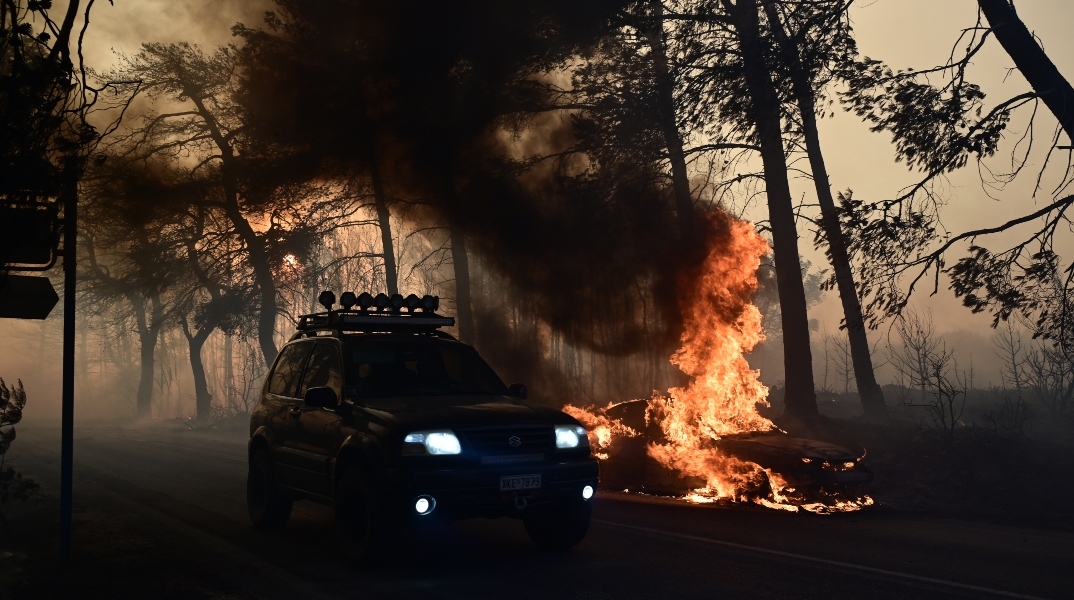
<box><xmin>335</xmin><ymin>467</ymin><xmax>400</xmax><ymax>566</ymax></box>
<box><xmin>522</xmin><ymin>499</ymin><xmax>591</xmax><ymax>550</ymax></box>
<box><xmin>247</xmin><ymin>449</ymin><xmax>293</xmax><ymax>531</ymax></box>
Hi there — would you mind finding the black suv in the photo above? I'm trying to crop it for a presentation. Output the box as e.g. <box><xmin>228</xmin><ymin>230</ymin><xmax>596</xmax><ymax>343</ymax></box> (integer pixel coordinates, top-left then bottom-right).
<box><xmin>247</xmin><ymin>292</ymin><xmax>598</xmax><ymax>563</ymax></box>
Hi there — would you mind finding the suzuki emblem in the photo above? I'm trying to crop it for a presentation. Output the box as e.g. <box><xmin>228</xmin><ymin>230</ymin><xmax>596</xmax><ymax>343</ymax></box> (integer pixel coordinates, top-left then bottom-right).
<box><xmin>508</xmin><ymin>435</ymin><xmax>522</xmax><ymax>447</ymax></box>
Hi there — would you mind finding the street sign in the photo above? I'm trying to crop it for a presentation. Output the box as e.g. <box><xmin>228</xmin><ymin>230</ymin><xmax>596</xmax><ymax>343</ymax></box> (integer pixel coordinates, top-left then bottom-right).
<box><xmin>0</xmin><ymin>274</ymin><xmax>59</xmax><ymax>319</ymax></box>
<box><xmin>0</xmin><ymin>202</ymin><xmax>57</xmax><ymax>267</ymax></box>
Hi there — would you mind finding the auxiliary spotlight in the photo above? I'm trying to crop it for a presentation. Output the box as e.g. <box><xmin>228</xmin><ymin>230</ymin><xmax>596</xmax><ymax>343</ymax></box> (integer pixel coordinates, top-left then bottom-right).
<box><xmin>582</xmin><ymin>485</ymin><xmax>594</xmax><ymax>500</ymax></box>
<box><xmin>374</xmin><ymin>293</ymin><xmax>390</xmax><ymax>311</ymax></box>
<box><xmin>421</xmin><ymin>295</ymin><xmax>439</xmax><ymax>312</ymax></box>
<box><xmin>405</xmin><ymin>293</ymin><xmax>421</xmax><ymax>312</ymax></box>
<box><xmin>318</xmin><ymin>290</ymin><xmax>336</xmax><ymax>311</ymax></box>
<box><xmin>339</xmin><ymin>291</ymin><xmax>357</xmax><ymax>310</ymax></box>
<box><xmin>389</xmin><ymin>293</ymin><xmax>405</xmax><ymax>312</ymax></box>
<box><xmin>357</xmin><ymin>292</ymin><xmax>373</xmax><ymax>311</ymax></box>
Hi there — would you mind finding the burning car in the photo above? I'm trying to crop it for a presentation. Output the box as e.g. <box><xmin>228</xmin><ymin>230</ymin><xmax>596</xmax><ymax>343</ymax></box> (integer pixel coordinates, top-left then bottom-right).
<box><xmin>567</xmin><ymin>398</ymin><xmax>872</xmax><ymax>509</ymax></box>
<box><xmin>715</xmin><ymin>432</ymin><xmax>872</xmax><ymax>491</ymax></box>
<box><xmin>560</xmin><ymin>214</ymin><xmax>873</xmax><ymax>512</ymax></box>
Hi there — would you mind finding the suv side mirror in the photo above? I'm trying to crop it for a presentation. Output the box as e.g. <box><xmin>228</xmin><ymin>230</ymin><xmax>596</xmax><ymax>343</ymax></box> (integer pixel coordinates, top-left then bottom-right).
<box><xmin>508</xmin><ymin>383</ymin><xmax>527</xmax><ymax>399</ymax></box>
<box><xmin>304</xmin><ymin>386</ymin><xmax>339</xmax><ymax>409</ymax></box>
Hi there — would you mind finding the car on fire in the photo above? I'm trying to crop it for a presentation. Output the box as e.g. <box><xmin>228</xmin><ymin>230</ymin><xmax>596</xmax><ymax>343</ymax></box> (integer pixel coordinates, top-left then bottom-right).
<box><xmin>246</xmin><ymin>291</ymin><xmax>599</xmax><ymax>564</ymax></box>
<box><xmin>595</xmin><ymin>399</ymin><xmax>871</xmax><ymax>500</ymax></box>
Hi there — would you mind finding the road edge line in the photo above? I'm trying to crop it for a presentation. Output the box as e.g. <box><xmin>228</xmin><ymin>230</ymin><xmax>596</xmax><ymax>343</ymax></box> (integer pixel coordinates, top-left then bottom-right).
<box><xmin>593</xmin><ymin>519</ymin><xmax>1052</xmax><ymax>600</ymax></box>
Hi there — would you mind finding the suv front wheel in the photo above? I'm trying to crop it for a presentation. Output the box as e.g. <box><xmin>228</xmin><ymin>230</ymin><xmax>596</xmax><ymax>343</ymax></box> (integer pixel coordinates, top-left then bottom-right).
<box><xmin>522</xmin><ymin>498</ymin><xmax>591</xmax><ymax>550</ymax></box>
<box><xmin>335</xmin><ymin>467</ymin><xmax>401</xmax><ymax>566</ymax></box>
<box><xmin>247</xmin><ymin>449</ymin><xmax>293</xmax><ymax>531</ymax></box>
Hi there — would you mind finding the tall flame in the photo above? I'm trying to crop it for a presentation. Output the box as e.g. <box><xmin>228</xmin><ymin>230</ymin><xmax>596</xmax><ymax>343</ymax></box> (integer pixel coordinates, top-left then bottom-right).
<box><xmin>645</xmin><ymin>211</ymin><xmax>774</xmax><ymax>499</ymax></box>
<box><xmin>565</xmin><ymin>210</ymin><xmax>870</xmax><ymax>511</ymax></box>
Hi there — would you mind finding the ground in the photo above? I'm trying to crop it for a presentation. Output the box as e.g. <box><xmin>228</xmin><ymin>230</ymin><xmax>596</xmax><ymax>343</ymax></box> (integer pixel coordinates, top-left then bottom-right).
<box><xmin>1</xmin><ymin>417</ymin><xmax>1072</xmax><ymax>599</ymax></box>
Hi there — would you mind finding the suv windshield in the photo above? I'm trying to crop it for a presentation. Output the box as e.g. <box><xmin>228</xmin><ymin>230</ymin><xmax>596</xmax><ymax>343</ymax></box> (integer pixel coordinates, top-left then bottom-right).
<box><xmin>344</xmin><ymin>338</ymin><xmax>508</xmax><ymax>399</ymax></box>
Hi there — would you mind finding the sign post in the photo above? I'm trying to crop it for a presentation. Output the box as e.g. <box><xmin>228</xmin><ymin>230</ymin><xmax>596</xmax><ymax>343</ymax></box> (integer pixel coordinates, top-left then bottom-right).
<box><xmin>3</xmin><ymin>163</ymin><xmax>78</xmax><ymax>566</ymax></box>
<box><xmin>59</xmin><ymin>158</ymin><xmax>77</xmax><ymax>566</ymax></box>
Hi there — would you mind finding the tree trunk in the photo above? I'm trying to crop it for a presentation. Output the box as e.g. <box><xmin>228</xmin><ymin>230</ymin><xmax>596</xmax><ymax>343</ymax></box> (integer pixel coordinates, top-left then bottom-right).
<box><xmin>188</xmin><ymin>92</ymin><xmax>279</xmax><ymax>367</ymax></box>
<box><xmin>224</xmin><ymin>333</ymin><xmax>234</xmax><ymax>412</ymax></box>
<box><xmin>731</xmin><ymin>0</ymin><xmax>818</xmax><ymax>418</ymax></box>
<box><xmin>977</xmin><ymin>0</ymin><xmax>1074</xmax><ymax>141</ymax></box>
<box><xmin>644</xmin><ymin>0</ymin><xmax>697</xmax><ymax>241</ymax></box>
<box><xmin>450</xmin><ymin>224</ymin><xmax>475</xmax><ymax>344</ymax></box>
<box><xmin>129</xmin><ymin>295</ymin><xmax>161</xmax><ymax>419</ymax></box>
<box><xmin>443</xmin><ymin>168</ymin><xmax>476</xmax><ymax>344</ymax></box>
<box><xmin>182</xmin><ymin>321</ymin><xmax>214</xmax><ymax>421</ymax></box>
<box><xmin>764</xmin><ymin>2</ymin><xmax>887</xmax><ymax>419</ymax></box>
<box><xmin>367</xmin><ymin>144</ymin><xmax>399</xmax><ymax>296</ymax></box>
<box><xmin>223</xmin><ymin>200</ymin><xmax>278</xmax><ymax>368</ymax></box>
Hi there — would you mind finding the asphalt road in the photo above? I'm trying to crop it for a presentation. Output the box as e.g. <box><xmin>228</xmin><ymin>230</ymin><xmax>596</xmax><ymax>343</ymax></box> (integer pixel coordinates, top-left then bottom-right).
<box><xmin>10</xmin><ymin>424</ymin><xmax>1074</xmax><ymax>600</ymax></box>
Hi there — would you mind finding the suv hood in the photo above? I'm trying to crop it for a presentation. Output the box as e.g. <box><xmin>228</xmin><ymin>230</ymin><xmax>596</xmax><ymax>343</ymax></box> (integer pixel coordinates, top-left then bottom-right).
<box><xmin>357</xmin><ymin>395</ymin><xmax>572</xmax><ymax>429</ymax></box>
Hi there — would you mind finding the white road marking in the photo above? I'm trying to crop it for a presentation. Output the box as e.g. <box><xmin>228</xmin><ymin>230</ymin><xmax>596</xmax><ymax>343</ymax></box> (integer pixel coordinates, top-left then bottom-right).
<box><xmin>594</xmin><ymin>519</ymin><xmax>1053</xmax><ymax>600</ymax></box>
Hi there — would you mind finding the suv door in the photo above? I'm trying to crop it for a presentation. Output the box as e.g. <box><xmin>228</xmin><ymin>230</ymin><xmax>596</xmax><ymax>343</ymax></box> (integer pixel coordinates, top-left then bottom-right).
<box><xmin>263</xmin><ymin>340</ymin><xmax>314</xmax><ymax>489</ymax></box>
<box><xmin>292</xmin><ymin>340</ymin><xmax>346</xmax><ymax>498</ymax></box>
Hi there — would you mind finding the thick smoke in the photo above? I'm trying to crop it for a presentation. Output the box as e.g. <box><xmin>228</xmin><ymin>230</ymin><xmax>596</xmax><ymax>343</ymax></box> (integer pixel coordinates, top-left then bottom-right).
<box><xmin>235</xmin><ymin>0</ymin><xmax>717</xmax><ymax>402</ymax></box>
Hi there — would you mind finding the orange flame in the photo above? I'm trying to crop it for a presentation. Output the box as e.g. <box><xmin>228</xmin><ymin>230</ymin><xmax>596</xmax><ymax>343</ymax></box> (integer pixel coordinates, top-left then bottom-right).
<box><xmin>566</xmin><ymin>211</ymin><xmax>870</xmax><ymax>511</ymax></box>
<box><xmin>563</xmin><ymin>402</ymin><xmax>641</xmax><ymax>460</ymax></box>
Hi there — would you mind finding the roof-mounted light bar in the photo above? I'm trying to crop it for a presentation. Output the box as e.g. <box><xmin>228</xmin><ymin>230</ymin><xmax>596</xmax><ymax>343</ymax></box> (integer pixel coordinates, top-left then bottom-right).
<box><xmin>316</xmin><ymin>290</ymin><xmax>441</xmax><ymax>314</ymax></box>
<box><xmin>297</xmin><ymin>290</ymin><xmax>453</xmax><ymax>334</ymax></box>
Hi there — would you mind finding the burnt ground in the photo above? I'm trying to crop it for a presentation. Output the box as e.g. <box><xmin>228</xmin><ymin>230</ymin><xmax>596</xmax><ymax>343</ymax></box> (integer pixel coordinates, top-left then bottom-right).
<box><xmin>1</xmin><ymin>416</ymin><xmax>1073</xmax><ymax>599</ymax></box>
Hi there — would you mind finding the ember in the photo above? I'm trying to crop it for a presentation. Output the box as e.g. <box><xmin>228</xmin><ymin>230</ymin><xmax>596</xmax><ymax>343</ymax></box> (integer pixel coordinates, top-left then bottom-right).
<box><xmin>565</xmin><ymin>210</ymin><xmax>872</xmax><ymax>512</ymax></box>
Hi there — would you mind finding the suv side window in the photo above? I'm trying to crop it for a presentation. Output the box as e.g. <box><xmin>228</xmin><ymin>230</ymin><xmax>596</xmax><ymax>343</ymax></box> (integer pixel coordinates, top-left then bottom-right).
<box><xmin>267</xmin><ymin>342</ymin><xmax>312</xmax><ymax>398</ymax></box>
<box><xmin>297</xmin><ymin>342</ymin><xmax>343</xmax><ymax>401</ymax></box>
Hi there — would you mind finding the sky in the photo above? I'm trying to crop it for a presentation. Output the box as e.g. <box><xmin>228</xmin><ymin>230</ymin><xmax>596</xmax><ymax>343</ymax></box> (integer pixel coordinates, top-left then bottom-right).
<box><xmin>6</xmin><ymin>0</ymin><xmax>1074</xmax><ymax>417</ymax></box>
<box><xmin>803</xmin><ymin>0</ymin><xmax>1074</xmax><ymax>379</ymax></box>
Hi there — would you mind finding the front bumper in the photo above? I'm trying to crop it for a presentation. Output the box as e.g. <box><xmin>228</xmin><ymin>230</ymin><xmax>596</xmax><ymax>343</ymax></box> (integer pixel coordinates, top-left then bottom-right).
<box><xmin>384</xmin><ymin>457</ymin><xmax>599</xmax><ymax>520</ymax></box>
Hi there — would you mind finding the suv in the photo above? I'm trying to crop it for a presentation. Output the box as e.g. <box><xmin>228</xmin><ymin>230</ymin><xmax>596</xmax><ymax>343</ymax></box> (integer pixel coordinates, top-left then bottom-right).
<box><xmin>247</xmin><ymin>292</ymin><xmax>598</xmax><ymax>563</ymax></box>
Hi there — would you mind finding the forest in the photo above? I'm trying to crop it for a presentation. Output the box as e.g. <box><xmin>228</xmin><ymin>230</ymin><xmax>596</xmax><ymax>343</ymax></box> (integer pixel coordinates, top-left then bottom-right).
<box><xmin>2</xmin><ymin>0</ymin><xmax>1074</xmax><ymax>518</ymax></box>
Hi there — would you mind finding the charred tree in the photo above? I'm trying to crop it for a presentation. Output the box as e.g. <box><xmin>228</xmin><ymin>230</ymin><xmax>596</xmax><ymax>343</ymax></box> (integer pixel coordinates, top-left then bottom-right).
<box><xmin>129</xmin><ymin>292</ymin><xmax>165</xmax><ymax>418</ymax></box>
<box><xmin>443</xmin><ymin>166</ymin><xmax>476</xmax><ymax>344</ymax></box>
<box><xmin>179</xmin><ymin>316</ymin><xmax>214</xmax><ymax>421</ymax></box>
<box><xmin>81</xmin><ymin>230</ymin><xmax>172</xmax><ymax>420</ymax></box>
<box><xmin>977</xmin><ymin>0</ymin><xmax>1074</xmax><ymax>141</ymax></box>
<box><xmin>642</xmin><ymin>0</ymin><xmax>698</xmax><ymax>242</ymax></box>
<box><xmin>763</xmin><ymin>2</ymin><xmax>887</xmax><ymax>419</ymax></box>
<box><xmin>186</xmin><ymin>87</ymin><xmax>280</xmax><ymax>368</ymax></box>
<box><xmin>177</xmin><ymin>214</ymin><xmax>228</xmax><ymax>422</ymax></box>
<box><xmin>368</xmin><ymin>146</ymin><xmax>399</xmax><ymax>296</ymax></box>
<box><xmin>728</xmin><ymin>0</ymin><xmax>818</xmax><ymax>418</ymax></box>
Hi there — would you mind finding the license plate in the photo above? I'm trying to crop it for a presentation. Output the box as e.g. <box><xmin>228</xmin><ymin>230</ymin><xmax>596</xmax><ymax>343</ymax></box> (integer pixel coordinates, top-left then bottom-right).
<box><xmin>500</xmin><ymin>474</ymin><xmax>541</xmax><ymax>491</ymax></box>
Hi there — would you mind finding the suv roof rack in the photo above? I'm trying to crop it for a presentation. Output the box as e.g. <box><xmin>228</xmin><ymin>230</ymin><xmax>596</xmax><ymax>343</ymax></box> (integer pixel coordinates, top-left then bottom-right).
<box><xmin>290</xmin><ymin>291</ymin><xmax>456</xmax><ymax>340</ymax></box>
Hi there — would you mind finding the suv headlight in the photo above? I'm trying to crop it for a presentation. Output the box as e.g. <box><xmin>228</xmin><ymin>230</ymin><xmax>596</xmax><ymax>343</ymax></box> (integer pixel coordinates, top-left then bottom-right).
<box><xmin>403</xmin><ymin>430</ymin><xmax>462</xmax><ymax>455</ymax></box>
<box><xmin>555</xmin><ymin>425</ymin><xmax>588</xmax><ymax>449</ymax></box>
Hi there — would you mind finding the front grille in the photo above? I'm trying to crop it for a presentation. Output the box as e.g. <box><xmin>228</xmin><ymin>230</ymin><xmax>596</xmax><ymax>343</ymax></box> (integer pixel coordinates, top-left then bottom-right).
<box><xmin>480</xmin><ymin>453</ymin><xmax>545</xmax><ymax>466</ymax></box>
<box><xmin>462</xmin><ymin>425</ymin><xmax>554</xmax><ymax>455</ymax></box>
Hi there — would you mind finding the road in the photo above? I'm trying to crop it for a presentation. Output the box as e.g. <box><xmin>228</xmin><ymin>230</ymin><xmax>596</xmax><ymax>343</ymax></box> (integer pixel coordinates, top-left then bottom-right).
<box><xmin>9</xmin><ymin>424</ymin><xmax>1073</xmax><ymax>600</ymax></box>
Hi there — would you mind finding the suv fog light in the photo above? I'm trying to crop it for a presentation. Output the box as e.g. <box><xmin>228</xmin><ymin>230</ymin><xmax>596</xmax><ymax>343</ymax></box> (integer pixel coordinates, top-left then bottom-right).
<box><xmin>582</xmin><ymin>485</ymin><xmax>594</xmax><ymax>500</ymax></box>
<box><xmin>414</xmin><ymin>495</ymin><xmax>436</xmax><ymax>515</ymax></box>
